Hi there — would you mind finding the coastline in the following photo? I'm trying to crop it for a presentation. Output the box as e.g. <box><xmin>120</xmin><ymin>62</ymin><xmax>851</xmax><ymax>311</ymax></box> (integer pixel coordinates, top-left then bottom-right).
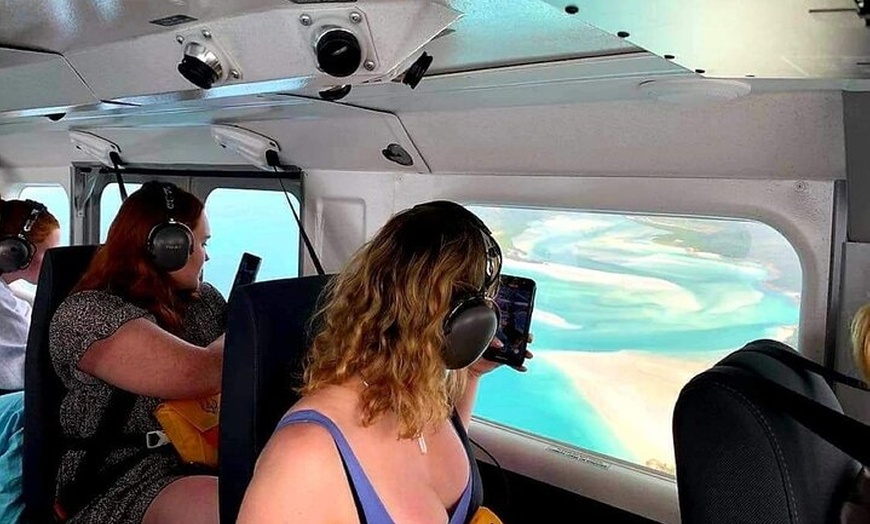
<box><xmin>537</xmin><ymin>349</ymin><xmax>729</xmax><ymax>474</ymax></box>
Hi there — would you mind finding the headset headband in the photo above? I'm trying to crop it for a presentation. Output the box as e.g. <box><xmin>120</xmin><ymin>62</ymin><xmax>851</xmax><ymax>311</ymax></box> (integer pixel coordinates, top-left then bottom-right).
<box><xmin>21</xmin><ymin>201</ymin><xmax>45</xmax><ymax>236</ymax></box>
<box><xmin>480</xmin><ymin>229</ymin><xmax>502</xmax><ymax>295</ymax></box>
<box><xmin>162</xmin><ymin>184</ymin><xmax>176</xmax><ymax>214</ymax></box>
<box><xmin>410</xmin><ymin>200</ymin><xmax>502</xmax><ymax>295</ymax></box>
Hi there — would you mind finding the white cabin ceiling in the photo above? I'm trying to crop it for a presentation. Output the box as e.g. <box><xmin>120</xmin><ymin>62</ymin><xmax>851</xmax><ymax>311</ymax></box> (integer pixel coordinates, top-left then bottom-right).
<box><xmin>0</xmin><ymin>0</ymin><xmax>861</xmax><ymax>180</ymax></box>
<box><xmin>0</xmin><ymin>48</ymin><xmax>97</xmax><ymax>112</ymax></box>
<box><xmin>1</xmin><ymin>0</ymin><xmax>868</xmax><ymax>119</ymax></box>
<box><xmin>0</xmin><ymin>0</ymin><xmax>639</xmax><ymax>116</ymax></box>
<box><xmin>0</xmin><ymin>0</ymin><xmax>636</xmax><ymax>69</ymax></box>
<box><xmin>0</xmin><ymin>0</ymin><xmax>282</xmax><ymax>54</ymax></box>
<box><xmin>421</xmin><ymin>0</ymin><xmax>638</xmax><ymax>73</ymax></box>
<box><xmin>547</xmin><ymin>0</ymin><xmax>870</xmax><ymax>80</ymax></box>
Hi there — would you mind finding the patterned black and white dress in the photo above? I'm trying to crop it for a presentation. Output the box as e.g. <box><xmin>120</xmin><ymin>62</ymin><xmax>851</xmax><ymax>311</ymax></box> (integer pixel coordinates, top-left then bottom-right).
<box><xmin>49</xmin><ymin>283</ymin><xmax>226</xmax><ymax>524</ymax></box>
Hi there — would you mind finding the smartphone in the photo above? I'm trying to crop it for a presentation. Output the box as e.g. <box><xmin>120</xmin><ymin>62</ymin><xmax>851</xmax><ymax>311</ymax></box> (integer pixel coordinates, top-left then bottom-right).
<box><xmin>484</xmin><ymin>274</ymin><xmax>536</xmax><ymax>368</ymax></box>
<box><xmin>229</xmin><ymin>252</ymin><xmax>262</xmax><ymax>300</ymax></box>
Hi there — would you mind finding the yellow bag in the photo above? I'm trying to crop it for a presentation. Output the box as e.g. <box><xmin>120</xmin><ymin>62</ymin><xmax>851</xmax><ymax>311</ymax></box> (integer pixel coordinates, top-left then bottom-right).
<box><xmin>153</xmin><ymin>393</ymin><xmax>221</xmax><ymax>468</ymax></box>
<box><xmin>469</xmin><ymin>506</ymin><xmax>504</xmax><ymax>524</ymax></box>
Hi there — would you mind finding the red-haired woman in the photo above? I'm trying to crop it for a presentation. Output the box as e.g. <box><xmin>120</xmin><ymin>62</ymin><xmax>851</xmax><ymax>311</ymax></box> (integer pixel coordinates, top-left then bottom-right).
<box><xmin>0</xmin><ymin>198</ymin><xmax>61</xmax><ymax>390</ymax></box>
<box><xmin>49</xmin><ymin>182</ymin><xmax>224</xmax><ymax>524</ymax></box>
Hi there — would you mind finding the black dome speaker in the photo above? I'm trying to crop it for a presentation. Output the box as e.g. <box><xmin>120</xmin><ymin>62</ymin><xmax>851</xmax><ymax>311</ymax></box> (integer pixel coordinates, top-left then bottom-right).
<box><xmin>177</xmin><ymin>42</ymin><xmax>223</xmax><ymax>89</ymax></box>
<box><xmin>315</xmin><ymin>27</ymin><xmax>362</xmax><ymax>78</ymax></box>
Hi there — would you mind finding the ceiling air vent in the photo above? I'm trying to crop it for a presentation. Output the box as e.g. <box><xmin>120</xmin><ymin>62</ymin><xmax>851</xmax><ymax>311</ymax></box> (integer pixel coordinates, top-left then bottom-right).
<box><xmin>639</xmin><ymin>78</ymin><xmax>752</xmax><ymax>105</ymax></box>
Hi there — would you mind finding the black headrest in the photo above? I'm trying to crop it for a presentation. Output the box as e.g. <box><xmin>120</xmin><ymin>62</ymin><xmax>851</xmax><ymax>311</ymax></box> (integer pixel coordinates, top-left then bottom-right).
<box><xmin>23</xmin><ymin>245</ymin><xmax>98</xmax><ymax>524</ymax></box>
<box><xmin>673</xmin><ymin>339</ymin><xmax>861</xmax><ymax>524</ymax></box>
<box><xmin>218</xmin><ymin>274</ymin><xmax>333</xmax><ymax>524</ymax></box>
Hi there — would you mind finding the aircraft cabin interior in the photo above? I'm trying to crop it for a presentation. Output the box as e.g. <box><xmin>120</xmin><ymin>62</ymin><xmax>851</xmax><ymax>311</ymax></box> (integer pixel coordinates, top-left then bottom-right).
<box><xmin>2</xmin><ymin>1</ymin><xmax>870</xmax><ymax>523</ymax></box>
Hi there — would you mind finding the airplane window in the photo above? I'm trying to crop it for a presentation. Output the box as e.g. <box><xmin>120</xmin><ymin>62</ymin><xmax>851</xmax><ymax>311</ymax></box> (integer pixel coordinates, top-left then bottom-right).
<box><xmin>203</xmin><ymin>188</ymin><xmax>300</xmax><ymax>298</ymax></box>
<box><xmin>19</xmin><ymin>184</ymin><xmax>70</xmax><ymax>246</ymax></box>
<box><xmin>100</xmin><ymin>182</ymin><xmax>143</xmax><ymax>243</ymax></box>
<box><xmin>100</xmin><ymin>184</ymin><xmax>301</xmax><ymax>299</ymax></box>
<box><xmin>467</xmin><ymin>205</ymin><xmax>802</xmax><ymax>476</ymax></box>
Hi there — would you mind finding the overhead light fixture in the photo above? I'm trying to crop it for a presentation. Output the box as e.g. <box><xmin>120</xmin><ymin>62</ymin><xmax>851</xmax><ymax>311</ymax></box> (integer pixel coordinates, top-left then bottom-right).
<box><xmin>69</xmin><ymin>130</ymin><xmax>121</xmax><ymax>167</ymax></box>
<box><xmin>211</xmin><ymin>124</ymin><xmax>281</xmax><ymax>170</ymax></box>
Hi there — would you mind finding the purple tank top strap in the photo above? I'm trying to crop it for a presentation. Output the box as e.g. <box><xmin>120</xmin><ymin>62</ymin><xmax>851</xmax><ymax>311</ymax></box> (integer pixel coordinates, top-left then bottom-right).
<box><xmin>275</xmin><ymin>409</ymin><xmax>394</xmax><ymax>523</ymax></box>
<box><xmin>275</xmin><ymin>409</ymin><xmax>474</xmax><ymax>524</ymax></box>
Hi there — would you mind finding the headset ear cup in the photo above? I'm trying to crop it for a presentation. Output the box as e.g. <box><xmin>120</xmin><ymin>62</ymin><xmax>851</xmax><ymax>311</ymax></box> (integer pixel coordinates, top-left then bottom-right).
<box><xmin>148</xmin><ymin>222</ymin><xmax>193</xmax><ymax>272</ymax></box>
<box><xmin>0</xmin><ymin>237</ymin><xmax>33</xmax><ymax>274</ymax></box>
<box><xmin>443</xmin><ymin>296</ymin><xmax>499</xmax><ymax>370</ymax></box>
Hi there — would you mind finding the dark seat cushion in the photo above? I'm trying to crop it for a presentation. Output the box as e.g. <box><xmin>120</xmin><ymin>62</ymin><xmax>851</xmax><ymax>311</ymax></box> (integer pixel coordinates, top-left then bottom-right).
<box><xmin>673</xmin><ymin>339</ymin><xmax>861</xmax><ymax>524</ymax></box>
<box><xmin>218</xmin><ymin>274</ymin><xmax>333</xmax><ymax>524</ymax></box>
<box><xmin>23</xmin><ymin>245</ymin><xmax>98</xmax><ymax>524</ymax></box>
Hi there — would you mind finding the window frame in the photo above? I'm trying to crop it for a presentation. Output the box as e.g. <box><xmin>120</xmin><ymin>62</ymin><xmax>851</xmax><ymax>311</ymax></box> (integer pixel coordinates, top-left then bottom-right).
<box><xmin>466</xmin><ymin>202</ymin><xmax>804</xmax><ymax>473</ymax></box>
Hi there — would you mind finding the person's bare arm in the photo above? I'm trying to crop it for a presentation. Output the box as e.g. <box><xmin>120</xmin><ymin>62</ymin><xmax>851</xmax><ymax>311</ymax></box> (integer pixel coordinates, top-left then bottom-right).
<box><xmin>237</xmin><ymin>421</ymin><xmax>355</xmax><ymax>524</ymax></box>
<box><xmin>78</xmin><ymin>318</ymin><xmax>224</xmax><ymax>399</ymax></box>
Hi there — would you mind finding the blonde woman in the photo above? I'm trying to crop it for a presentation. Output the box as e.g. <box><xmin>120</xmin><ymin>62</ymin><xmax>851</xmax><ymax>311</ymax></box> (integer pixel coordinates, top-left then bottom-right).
<box><xmin>239</xmin><ymin>201</ymin><xmax>531</xmax><ymax>524</ymax></box>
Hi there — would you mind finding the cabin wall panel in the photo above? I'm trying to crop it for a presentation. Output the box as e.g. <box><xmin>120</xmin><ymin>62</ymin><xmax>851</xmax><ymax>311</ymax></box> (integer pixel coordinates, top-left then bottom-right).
<box><xmin>844</xmin><ymin>91</ymin><xmax>870</xmax><ymax>243</ymax></box>
<box><xmin>303</xmin><ymin>170</ymin><xmax>397</xmax><ymax>275</ymax></box>
<box><xmin>0</xmin><ymin>130</ymin><xmax>87</xmax><ymax>170</ymax></box>
<box><xmin>397</xmin><ymin>91</ymin><xmax>844</xmax><ymax>180</ymax></box>
<box><xmin>472</xmin><ymin>419</ymin><xmax>678</xmax><ymax>524</ymax></box>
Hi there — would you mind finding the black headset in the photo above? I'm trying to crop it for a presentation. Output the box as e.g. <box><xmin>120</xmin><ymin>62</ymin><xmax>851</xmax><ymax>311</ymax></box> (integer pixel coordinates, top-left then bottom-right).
<box><xmin>411</xmin><ymin>201</ymin><xmax>503</xmax><ymax>370</ymax></box>
<box><xmin>0</xmin><ymin>200</ymin><xmax>46</xmax><ymax>274</ymax></box>
<box><xmin>146</xmin><ymin>183</ymin><xmax>194</xmax><ymax>272</ymax></box>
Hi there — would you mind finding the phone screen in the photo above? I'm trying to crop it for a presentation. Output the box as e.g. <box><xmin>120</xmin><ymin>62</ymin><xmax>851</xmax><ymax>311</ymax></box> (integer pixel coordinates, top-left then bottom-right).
<box><xmin>485</xmin><ymin>274</ymin><xmax>536</xmax><ymax>367</ymax></box>
<box><xmin>229</xmin><ymin>252</ymin><xmax>261</xmax><ymax>300</ymax></box>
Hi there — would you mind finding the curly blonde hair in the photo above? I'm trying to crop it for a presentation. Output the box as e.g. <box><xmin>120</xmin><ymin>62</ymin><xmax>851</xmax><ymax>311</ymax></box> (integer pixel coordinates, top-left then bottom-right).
<box><xmin>851</xmin><ymin>303</ymin><xmax>870</xmax><ymax>381</ymax></box>
<box><xmin>300</xmin><ymin>202</ymin><xmax>493</xmax><ymax>439</ymax></box>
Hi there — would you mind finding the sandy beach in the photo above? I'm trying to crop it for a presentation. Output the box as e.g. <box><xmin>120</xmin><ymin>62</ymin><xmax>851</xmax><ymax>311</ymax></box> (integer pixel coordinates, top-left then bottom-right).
<box><xmin>538</xmin><ymin>349</ymin><xmax>730</xmax><ymax>475</ymax></box>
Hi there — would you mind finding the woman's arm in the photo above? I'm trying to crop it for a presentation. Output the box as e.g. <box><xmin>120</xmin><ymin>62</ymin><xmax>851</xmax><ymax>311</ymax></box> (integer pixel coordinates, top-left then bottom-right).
<box><xmin>78</xmin><ymin>318</ymin><xmax>224</xmax><ymax>399</ymax></box>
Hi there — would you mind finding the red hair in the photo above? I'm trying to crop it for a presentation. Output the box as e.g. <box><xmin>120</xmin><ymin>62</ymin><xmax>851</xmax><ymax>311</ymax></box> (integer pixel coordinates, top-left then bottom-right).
<box><xmin>0</xmin><ymin>199</ymin><xmax>60</xmax><ymax>244</ymax></box>
<box><xmin>74</xmin><ymin>182</ymin><xmax>203</xmax><ymax>335</ymax></box>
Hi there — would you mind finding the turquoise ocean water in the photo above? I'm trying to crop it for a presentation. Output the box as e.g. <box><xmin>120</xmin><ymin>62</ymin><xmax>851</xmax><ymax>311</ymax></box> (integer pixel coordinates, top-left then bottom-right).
<box><xmin>471</xmin><ymin>206</ymin><xmax>802</xmax><ymax>465</ymax></box>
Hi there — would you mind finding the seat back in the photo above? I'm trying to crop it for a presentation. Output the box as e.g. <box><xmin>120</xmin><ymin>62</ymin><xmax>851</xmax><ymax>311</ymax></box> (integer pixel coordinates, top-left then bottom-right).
<box><xmin>218</xmin><ymin>274</ymin><xmax>333</xmax><ymax>524</ymax></box>
<box><xmin>673</xmin><ymin>339</ymin><xmax>862</xmax><ymax>524</ymax></box>
<box><xmin>23</xmin><ymin>245</ymin><xmax>98</xmax><ymax>524</ymax></box>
